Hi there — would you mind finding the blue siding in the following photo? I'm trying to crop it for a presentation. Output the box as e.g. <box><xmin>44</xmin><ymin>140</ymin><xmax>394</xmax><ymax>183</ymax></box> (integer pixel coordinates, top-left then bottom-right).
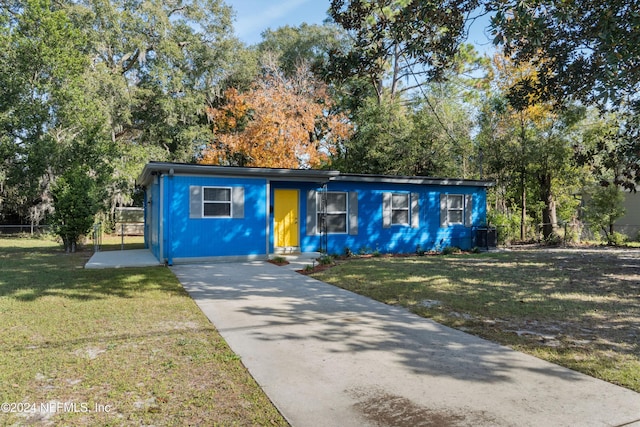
<box><xmin>164</xmin><ymin>175</ymin><xmax>267</xmax><ymax>261</ymax></box>
<box><xmin>299</xmin><ymin>181</ymin><xmax>487</xmax><ymax>255</ymax></box>
<box><xmin>144</xmin><ymin>169</ymin><xmax>488</xmax><ymax>261</ymax></box>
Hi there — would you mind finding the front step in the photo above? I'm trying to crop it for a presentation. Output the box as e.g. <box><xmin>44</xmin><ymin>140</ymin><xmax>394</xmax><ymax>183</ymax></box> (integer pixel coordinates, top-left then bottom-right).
<box><xmin>274</xmin><ymin>246</ymin><xmax>300</xmax><ymax>255</ymax></box>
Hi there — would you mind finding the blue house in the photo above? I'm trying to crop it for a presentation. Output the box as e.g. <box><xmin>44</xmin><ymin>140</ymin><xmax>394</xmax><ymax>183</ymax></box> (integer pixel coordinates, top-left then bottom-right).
<box><xmin>138</xmin><ymin>162</ymin><xmax>494</xmax><ymax>265</ymax></box>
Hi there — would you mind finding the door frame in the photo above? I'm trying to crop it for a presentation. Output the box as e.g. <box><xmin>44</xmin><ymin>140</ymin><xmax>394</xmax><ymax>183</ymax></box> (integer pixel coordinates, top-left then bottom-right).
<box><xmin>273</xmin><ymin>189</ymin><xmax>300</xmax><ymax>252</ymax></box>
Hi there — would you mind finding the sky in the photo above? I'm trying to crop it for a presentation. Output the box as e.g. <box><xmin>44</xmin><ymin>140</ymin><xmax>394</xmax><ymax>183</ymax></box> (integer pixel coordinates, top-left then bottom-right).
<box><xmin>227</xmin><ymin>0</ymin><xmax>495</xmax><ymax>54</ymax></box>
<box><xmin>228</xmin><ymin>0</ymin><xmax>332</xmax><ymax>46</ymax></box>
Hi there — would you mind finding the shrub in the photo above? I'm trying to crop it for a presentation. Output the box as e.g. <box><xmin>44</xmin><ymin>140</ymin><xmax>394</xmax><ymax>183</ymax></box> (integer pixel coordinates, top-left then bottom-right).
<box><xmin>358</xmin><ymin>246</ymin><xmax>372</xmax><ymax>255</ymax></box>
<box><xmin>51</xmin><ymin>167</ymin><xmax>102</xmax><ymax>253</ymax></box>
<box><xmin>442</xmin><ymin>246</ymin><xmax>461</xmax><ymax>255</ymax></box>
<box><xmin>318</xmin><ymin>255</ymin><xmax>334</xmax><ymax>265</ymax></box>
<box><xmin>609</xmin><ymin>231</ymin><xmax>628</xmax><ymax>246</ymax></box>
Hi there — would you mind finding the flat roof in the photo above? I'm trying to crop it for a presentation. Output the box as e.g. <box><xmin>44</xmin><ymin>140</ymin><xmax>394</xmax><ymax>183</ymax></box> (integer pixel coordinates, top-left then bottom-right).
<box><xmin>334</xmin><ymin>173</ymin><xmax>495</xmax><ymax>187</ymax></box>
<box><xmin>138</xmin><ymin>162</ymin><xmax>494</xmax><ymax>187</ymax></box>
<box><xmin>138</xmin><ymin>162</ymin><xmax>340</xmax><ymax>186</ymax></box>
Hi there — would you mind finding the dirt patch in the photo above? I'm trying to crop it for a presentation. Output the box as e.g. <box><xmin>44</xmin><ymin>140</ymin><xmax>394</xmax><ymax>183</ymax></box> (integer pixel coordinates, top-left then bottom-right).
<box><xmin>349</xmin><ymin>388</ymin><xmax>500</xmax><ymax>427</ymax></box>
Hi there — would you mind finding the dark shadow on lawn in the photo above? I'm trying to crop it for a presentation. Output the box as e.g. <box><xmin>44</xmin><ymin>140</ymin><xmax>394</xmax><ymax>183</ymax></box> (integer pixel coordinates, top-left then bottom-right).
<box><xmin>0</xmin><ymin>245</ymin><xmax>183</xmax><ymax>301</ymax></box>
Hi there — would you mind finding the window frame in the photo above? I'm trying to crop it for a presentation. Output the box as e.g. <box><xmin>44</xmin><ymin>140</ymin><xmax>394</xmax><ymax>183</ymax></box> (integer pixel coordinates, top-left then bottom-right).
<box><xmin>390</xmin><ymin>193</ymin><xmax>410</xmax><ymax>226</ymax></box>
<box><xmin>202</xmin><ymin>186</ymin><xmax>232</xmax><ymax>218</ymax></box>
<box><xmin>446</xmin><ymin>194</ymin><xmax>464</xmax><ymax>225</ymax></box>
<box><xmin>316</xmin><ymin>191</ymin><xmax>348</xmax><ymax>234</ymax></box>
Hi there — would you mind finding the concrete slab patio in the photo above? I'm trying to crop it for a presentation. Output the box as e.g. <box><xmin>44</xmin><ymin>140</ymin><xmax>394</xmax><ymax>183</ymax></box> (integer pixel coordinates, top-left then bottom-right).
<box><xmin>85</xmin><ymin>249</ymin><xmax>161</xmax><ymax>269</ymax></box>
<box><xmin>172</xmin><ymin>261</ymin><xmax>640</xmax><ymax>427</ymax></box>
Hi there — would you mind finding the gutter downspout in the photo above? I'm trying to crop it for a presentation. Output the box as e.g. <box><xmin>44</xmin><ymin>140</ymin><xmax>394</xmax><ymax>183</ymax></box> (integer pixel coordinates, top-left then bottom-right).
<box><xmin>159</xmin><ymin>174</ymin><xmax>165</xmax><ymax>264</ymax></box>
<box><xmin>266</xmin><ymin>180</ymin><xmax>271</xmax><ymax>259</ymax></box>
<box><xmin>166</xmin><ymin>168</ymin><xmax>174</xmax><ymax>266</ymax></box>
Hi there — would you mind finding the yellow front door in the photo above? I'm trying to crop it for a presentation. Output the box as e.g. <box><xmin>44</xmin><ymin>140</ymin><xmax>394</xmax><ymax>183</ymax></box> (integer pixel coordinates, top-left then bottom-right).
<box><xmin>274</xmin><ymin>189</ymin><xmax>299</xmax><ymax>248</ymax></box>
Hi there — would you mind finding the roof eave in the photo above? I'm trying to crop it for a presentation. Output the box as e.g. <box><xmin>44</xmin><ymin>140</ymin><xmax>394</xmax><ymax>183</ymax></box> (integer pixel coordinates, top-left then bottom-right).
<box><xmin>137</xmin><ymin>162</ymin><xmax>340</xmax><ymax>187</ymax></box>
<box><xmin>331</xmin><ymin>174</ymin><xmax>495</xmax><ymax>187</ymax></box>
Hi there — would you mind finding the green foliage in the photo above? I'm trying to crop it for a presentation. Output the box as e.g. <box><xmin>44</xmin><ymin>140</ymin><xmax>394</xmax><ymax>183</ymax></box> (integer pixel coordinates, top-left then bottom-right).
<box><xmin>334</xmin><ymin>95</ymin><xmax>410</xmax><ymax>173</ymax></box>
<box><xmin>583</xmin><ymin>184</ymin><xmax>626</xmax><ymax>245</ymax></box>
<box><xmin>0</xmin><ymin>0</ymin><xmax>243</xmax><ymax>225</ymax></box>
<box><xmin>576</xmin><ymin>110</ymin><xmax>640</xmax><ymax>192</ymax></box>
<box><xmin>477</xmin><ymin>56</ymin><xmax>588</xmax><ymax>241</ymax></box>
<box><xmin>50</xmin><ymin>167</ymin><xmax>102</xmax><ymax>252</ymax></box>
<box><xmin>490</xmin><ymin>0</ymin><xmax>640</xmax><ymax>110</ymax></box>
<box><xmin>490</xmin><ymin>0</ymin><xmax>640</xmax><ymax>192</ymax></box>
<box><xmin>441</xmin><ymin>246</ymin><xmax>461</xmax><ymax>255</ymax></box>
<box><xmin>488</xmin><ymin>210</ymin><xmax>521</xmax><ymax>245</ymax></box>
<box><xmin>319</xmin><ymin>254</ymin><xmax>335</xmax><ymax>265</ymax></box>
<box><xmin>609</xmin><ymin>232</ymin><xmax>628</xmax><ymax>247</ymax></box>
<box><xmin>329</xmin><ymin>0</ymin><xmax>480</xmax><ymax>101</ymax></box>
<box><xmin>258</xmin><ymin>23</ymin><xmax>348</xmax><ymax>79</ymax></box>
<box><xmin>334</xmin><ymin>86</ymin><xmax>477</xmax><ymax>177</ymax></box>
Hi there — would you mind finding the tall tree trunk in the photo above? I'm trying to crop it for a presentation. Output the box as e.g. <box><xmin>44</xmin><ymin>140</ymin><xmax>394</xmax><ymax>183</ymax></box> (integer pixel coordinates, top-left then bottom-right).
<box><xmin>519</xmin><ymin>112</ymin><xmax>527</xmax><ymax>241</ymax></box>
<box><xmin>390</xmin><ymin>43</ymin><xmax>401</xmax><ymax>99</ymax></box>
<box><xmin>521</xmin><ymin>183</ymin><xmax>526</xmax><ymax>240</ymax></box>
<box><xmin>540</xmin><ymin>173</ymin><xmax>557</xmax><ymax>239</ymax></box>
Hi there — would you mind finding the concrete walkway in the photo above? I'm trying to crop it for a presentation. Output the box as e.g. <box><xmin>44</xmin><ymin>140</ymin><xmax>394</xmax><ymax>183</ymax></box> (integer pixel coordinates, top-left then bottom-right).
<box><xmin>172</xmin><ymin>260</ymin><xmax>640</xmax><ymax>427</ymax></box>
<box><xmin>85</xmin><ymin>249</ymin><xmax>161</xmax><ymax>269</ymax></box>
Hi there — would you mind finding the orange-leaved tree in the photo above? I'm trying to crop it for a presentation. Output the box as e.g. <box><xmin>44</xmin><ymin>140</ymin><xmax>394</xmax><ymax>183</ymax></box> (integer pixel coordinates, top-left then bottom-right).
<box><xmin>201</xmin><ymin>60</ymin><xmax>351</xmax><ymax>169</ymax></box>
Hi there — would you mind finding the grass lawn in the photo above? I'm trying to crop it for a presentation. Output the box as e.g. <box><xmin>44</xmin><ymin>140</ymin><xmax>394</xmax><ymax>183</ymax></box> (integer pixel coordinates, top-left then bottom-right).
<box><xmin>0</xmin><ymin>236</ymin><xmax>287</xmax><ymax>426</ymax></box>
<box><xmin>311</xmin><ymin>249</ymin><xmax>640</xmax><ymax>393</ymax></box>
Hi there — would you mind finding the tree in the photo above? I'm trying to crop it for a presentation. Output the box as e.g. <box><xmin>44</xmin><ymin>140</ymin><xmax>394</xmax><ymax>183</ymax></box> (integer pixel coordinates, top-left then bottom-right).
<box><xmin>489</xmin><ymin>0</ymin><xmax>640</xmax><ymax>192</ymax></box>
<box><xmin>328</xmin><ymin>0</ymin><xmax>481</xmax><ymax>103</ymax></box>
<box><xmin>0</xmin><ymin>0</ymin><xmax>97</xmax><ymax>225</ymax></box>
<box><xmin>258</xmin><ymin>23</ymin><xmax>348</xmax><ymax>79</ymax></box>
<box><xmin>333</xmin><ymin>95</ymin><xmax>412</xmax><ymax>174</ymax></box>
<box><xmin>583</xmin><ymin>185</ymin><xmax>626</xmax><ymax>245</ymax></box>
<box><xmin>0</xmin><ymin>0</ymin><xmax>245</xmax><ymax>230</ymax></box>
<box><xmin>70</xmin><ymin>0</ymin><xmax>243</xmax><ymax>208</ymax></box>
<box><xmin>576</xmin><ymin>110</ymin><xmax>640</xmax><ymax>192</ymax></box>
<box><xmin>489</xmin><ymin>0</ymin><xmax>640</xmax><ymax>110</ymax></box>
<box><xmin>200</xmin><ymin>59</ymin><xmax>351</xmax><ymax>169</ymax></box>
<box><xmin>51</xmin><ymin>167</ymin><xmax>102</xmax><ymax>252</ymax></box>
<box><xmin>478</xmin><ymin>54</ymin><xmax>585</xmax><ymax>240</ymax></box>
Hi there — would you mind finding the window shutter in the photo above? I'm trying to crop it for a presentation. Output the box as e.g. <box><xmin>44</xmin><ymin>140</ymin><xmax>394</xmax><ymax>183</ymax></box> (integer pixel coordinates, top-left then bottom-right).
<box><xmin>349</xmin><ymin>192</ymin><xmax>358</xmax><ymax>235</ymax></box>
<box><xmin>382</xmin><ymin>192</ymin><xmax>392</xmax><ymax>228</ymax></box>
<box><xmin>232</xmin><ymin>187</ymin><xmax>245</xmax><ymax>219</ymax></box>
<box><xmin>440</xmin><ymin>194</ymin><xmax>448</xmax><ymax>227</ymax></box>
<box><xmin>465</xmin><ymin>194</ymin><xmax>473</xmax><ymax>227</ymax></box>
<box><xmin>306</xmin><ymin>190</ymin><xmax>317</xmax><ymax>235</ymax></box>
<box><xmin>411</xmin><ymin>193</ymin><xmax>419</xmax><ymax>228</ymax></box>
<box><xmin>190</xmin><ymin>186</ymin><xmax>202</xmax><ymax>219</ymax></box>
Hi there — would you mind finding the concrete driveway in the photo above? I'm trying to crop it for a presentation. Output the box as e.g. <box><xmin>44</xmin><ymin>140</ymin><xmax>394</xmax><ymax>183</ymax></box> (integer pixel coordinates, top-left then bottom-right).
<box><xmin>172</xmin><ymin>260</ymin><xmax>640</xmax><ymax>427</ymax></box>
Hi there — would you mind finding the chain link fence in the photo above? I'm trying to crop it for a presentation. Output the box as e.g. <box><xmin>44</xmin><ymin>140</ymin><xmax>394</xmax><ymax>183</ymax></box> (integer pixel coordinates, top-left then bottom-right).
<box><xmin>0</xmin><ymin>224</ymin><xmax>50</xmax><ymax>235</ymax></box>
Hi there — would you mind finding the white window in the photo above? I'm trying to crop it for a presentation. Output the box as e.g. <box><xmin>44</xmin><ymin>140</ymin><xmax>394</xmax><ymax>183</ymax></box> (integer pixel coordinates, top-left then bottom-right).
<box><xmin>447</xmin><ymin>195</ymin><xmax>464</xmax><ymax>224</ymax></box>
<box><xmin>383</xmin><ymin>192</ymin><xmax>419</xmax><ymax>228</ymax></box>
<box><xmin>391</xmin><ymin>193</ymin><xmax>409</xmax><ymax>225</ymax></box>
<box><xmin>203</xmin><ymin>187</ymin><xmax>231</xmax><ymax>217</ymax></box>
<box><xmin>317</xmin><ymin>192</ymin><xmax>347</xmax><ymax>233</ymax></box>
